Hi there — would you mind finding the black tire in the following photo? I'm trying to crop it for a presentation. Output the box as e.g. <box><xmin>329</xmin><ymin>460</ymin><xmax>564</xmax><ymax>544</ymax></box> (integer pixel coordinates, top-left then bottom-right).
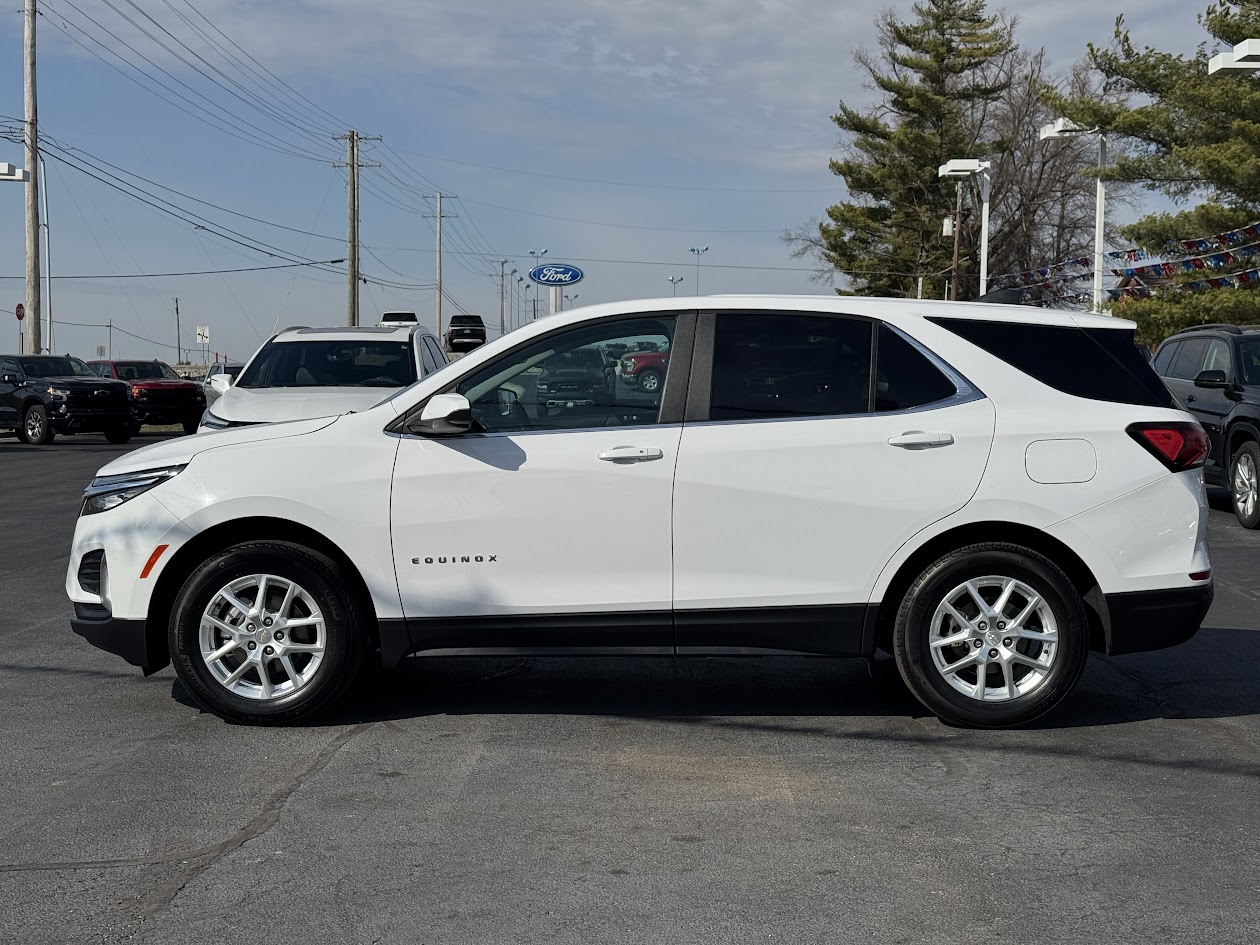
<box><xmin>182</xmin><ymin>419</ymin><xmax>200</xmax><ymax>435</ymax></box>
<box><xmin>104</xmin><ymin>428</ymin><xmax>132</xmax><ymax>444</ymax></box>
<box><xmin>892</xmin><ymin>542</ymin><xmax>1090</xmax><ymax>728</ymax></box>
<box><xmin>637</xmin><ymin>369</ymin><xmax>662</xmax><ymax>393</ymax></box>
<box><xmin>169</xmin><ymin>541</ymin><xmax>367</xmax><ymax>724</ymax></box>
<box><xmin>21</xmin><ymin>404</ymin><xmax>54</xmax><ymax>445</ymax></box>
<box><xmin>1229</xmin><ymin>440</ymin><xmax>1260</xmax><ymax>529</ymax></box>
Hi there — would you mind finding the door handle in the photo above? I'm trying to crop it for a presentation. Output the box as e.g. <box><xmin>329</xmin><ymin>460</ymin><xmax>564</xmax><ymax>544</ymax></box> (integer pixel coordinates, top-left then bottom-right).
<box><xmin>888</xmin><ymin>431</ymin><xmax>954</xmax><ymax>449</ymax></box>
<box><xmin>598</xmin><ymin>446</ymin><xmax>664</xmax><ymax>463</ymax></box>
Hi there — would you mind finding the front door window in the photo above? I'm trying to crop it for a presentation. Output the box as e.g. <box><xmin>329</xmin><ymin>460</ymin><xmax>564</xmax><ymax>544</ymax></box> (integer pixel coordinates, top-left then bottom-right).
<box><xmin>455</xmin><ymin>317</ymin><xmax>677</xmax><ymax>433</ymax></box>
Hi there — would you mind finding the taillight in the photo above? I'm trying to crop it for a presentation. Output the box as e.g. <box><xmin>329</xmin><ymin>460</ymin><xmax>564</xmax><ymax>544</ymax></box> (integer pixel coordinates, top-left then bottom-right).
<box><xmin>1126</xmin><ymin>422</ymin><xmax>1209</xmax><ymax>472</ymax></box>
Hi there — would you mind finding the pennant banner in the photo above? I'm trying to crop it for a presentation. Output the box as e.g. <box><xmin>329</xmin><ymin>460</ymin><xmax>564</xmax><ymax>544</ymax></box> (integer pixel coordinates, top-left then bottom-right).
<box><xmin>1109</xmin><ymin>240</ymin><xmax>1260</xmax><ymax>280</ymax></box>
<box><xmin>1106</xmin><ymin>265</ymin><xmax>1260</xmax><ymax>300</ymax></box>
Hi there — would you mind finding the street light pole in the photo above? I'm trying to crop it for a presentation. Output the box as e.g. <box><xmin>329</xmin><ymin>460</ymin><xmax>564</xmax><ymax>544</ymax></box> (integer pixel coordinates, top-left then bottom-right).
<box><xmin>498</xmin><ymin>259</ymin><xmax>509</xmax><ymax>337</ymax></box>
<box><xmin>689</xmin><ymin>247</ymin><xmax>708</xmax><ymax>295</ymax></box>
<box><xmin>667</xmin><ymin>276</ymin><xmax>684</xmax><ymax>297</ymax></box>
<box><xmin>1040</xmin><ymin>118</ymin><xmax>1108</xmax><ymax>312</ymax></box>
<box><xmin>37</xmin><ymin>151</ymin><xmax>52</xmax><ymax>352</ymax></box>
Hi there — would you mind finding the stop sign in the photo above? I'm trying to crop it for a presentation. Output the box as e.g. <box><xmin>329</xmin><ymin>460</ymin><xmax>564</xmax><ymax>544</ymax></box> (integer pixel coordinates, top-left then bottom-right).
<box><xmin>15</xmin><ymin>303</ymin><xmax>23</xmax><ymax>321</ymax></box>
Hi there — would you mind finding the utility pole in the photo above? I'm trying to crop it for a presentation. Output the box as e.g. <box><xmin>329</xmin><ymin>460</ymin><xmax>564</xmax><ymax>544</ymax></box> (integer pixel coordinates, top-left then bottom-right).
<box><xmin>423</xmin><ymin>194</ymin><xmax>456</xmax><ymax>337</ymax></box>
<box><xmin>24</xmin><ymin>0</ymin><xmax>41</xmax><ymax>355</ymax></box>
<box><xmin>173</xmin><ymin>297</ymin><xmax>180</xmax><ymax>364</ymax></box>
<box><xmin>335</xmin><ymin>130</ymin><xmax>380</xmax><ymax>326</ymax></box>
<box><xmin>498</xmin><ymin>259</ymin><xmax>509</xmax><ymax>337</ymax></box>
<box><xmin>949</xmin><ymin>183</ymin><xmax>962</xmax><ymax>302</ymax></box>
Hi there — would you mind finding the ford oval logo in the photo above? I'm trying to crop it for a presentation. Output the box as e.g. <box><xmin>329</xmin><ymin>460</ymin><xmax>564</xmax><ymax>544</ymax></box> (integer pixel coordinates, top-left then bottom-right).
<box><xmin>528</xmin><ymin>264</ymin><xmax>584</xmax><ymax>286</ymax></box>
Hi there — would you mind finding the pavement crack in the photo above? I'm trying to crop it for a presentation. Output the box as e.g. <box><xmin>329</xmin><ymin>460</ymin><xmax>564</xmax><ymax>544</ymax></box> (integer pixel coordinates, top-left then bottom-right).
<box><xmin>0</xmin><ymin>721</ymin><xmax>371</xmax><ymax>921</ymax></box>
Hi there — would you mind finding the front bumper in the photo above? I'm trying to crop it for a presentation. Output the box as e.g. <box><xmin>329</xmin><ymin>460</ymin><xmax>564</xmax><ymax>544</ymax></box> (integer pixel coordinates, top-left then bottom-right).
<box><xmin>70</xmin><ymin>603</ymin><xmax>167</xmax><ymax>673</ymax></box>
<box><xmin>135</xmin><ymin>404</ymin><xmax>203</xmax><ymax>425</ymax></box>
<box><xmin>1103</xmin><ymin>583</ymin><xmax>1213</xmax><ymax>655</ymax></box>
<box><xmin>50</xmin><ymin>406</ymin><xmax>134</xmax><ymax>433</ymax></box>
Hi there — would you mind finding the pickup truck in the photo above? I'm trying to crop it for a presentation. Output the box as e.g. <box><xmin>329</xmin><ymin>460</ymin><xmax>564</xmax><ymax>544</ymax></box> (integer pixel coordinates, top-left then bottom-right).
<box><xmin>0</xmin><ymin>354</ymin><xmax>134</xmax><ymax>444</ymax></box>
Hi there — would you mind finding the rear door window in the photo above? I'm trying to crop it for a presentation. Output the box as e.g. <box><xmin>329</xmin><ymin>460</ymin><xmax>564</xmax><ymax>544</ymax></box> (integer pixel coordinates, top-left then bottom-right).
<box><xmin>929</xmin><ymin>317</ymin><xmax>1176</xmax><ymax>408</ymax></box>
<box><xmin>875</xmin><ymin>326</ymin><xmax>958</xmax><ymax>411</ymax></box>
<box><xmin>708</xmin><ymin>314</ymin><xmax>872</xmax><ymax>420</ymax></box>
<box><xmin>1168</xmin><ymin>339</ymin><xmax>1208</xmax><ymax>380</ymax></box>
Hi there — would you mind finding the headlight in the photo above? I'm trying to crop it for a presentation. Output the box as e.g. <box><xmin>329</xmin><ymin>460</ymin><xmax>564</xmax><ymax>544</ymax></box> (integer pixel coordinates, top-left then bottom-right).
<box><xmin>200</xmin><ymin>409</ymin><xmax>230</xmax><ymax>429</ymax></box>
<box><xmin>47</xmin><ymin>386</ymin><xmax>70</xmax><ymax>400</ymax></box>
<box><xmin>81</xmin><ymin>465</ymin><xmax>186</xmax><ymax>516</ymax></box>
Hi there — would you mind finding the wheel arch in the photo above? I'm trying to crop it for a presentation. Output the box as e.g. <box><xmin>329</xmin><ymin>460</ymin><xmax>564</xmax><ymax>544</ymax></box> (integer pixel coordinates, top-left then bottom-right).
<box><xmin>146</xmin><ymin>517</ymin><xmax>382</xmax><ymax>669</ymax></box>
<box><xmin>1226</xmin><ymin>417</ymin><xmax>1260</xmax><ymax>457</ymax></box>
<box><xmin>872</xmin><ymin>520</ymin><xmax>1108</xmax><ymax>654</ymax></box>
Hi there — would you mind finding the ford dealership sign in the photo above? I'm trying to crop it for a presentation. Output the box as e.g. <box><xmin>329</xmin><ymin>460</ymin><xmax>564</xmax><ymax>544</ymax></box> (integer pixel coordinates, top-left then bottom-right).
<box><xmin>529</xmin><ymin>264</ymin><xmax>584</xmax><ymax>286</ymax></box>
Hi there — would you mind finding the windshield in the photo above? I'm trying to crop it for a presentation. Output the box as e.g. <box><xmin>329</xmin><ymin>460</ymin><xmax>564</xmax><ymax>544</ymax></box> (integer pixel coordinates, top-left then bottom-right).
<box><xmin>1240</xmin><ymin>339</ymin><xmax>1260</xmax><ymax>385</ymax></box>
<box><xmin>114</xmin><ymin>361</ymin><xmax>181</xmax><ymax>380</ymax></box>
<box><xmin>18</xmin><ymin>356</ymin><xmax>97</xmax><ymax>378</ymax></box>
<box><xmin>237</xmin><ymin>340</ymin><xmax>417</xmax><ymax>389</ymax></box>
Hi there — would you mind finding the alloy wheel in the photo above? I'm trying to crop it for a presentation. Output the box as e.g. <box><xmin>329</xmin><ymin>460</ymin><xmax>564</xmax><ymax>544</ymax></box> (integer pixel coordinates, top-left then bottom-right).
<box><xmin>198</xmin><ymin>573</ymin><xmax>327</xmax><ymax>701</ymax></box>
<box><xmin>24</xmin><ymin>410</ymin><xmax>43</xmax><ymax>442</ymax></box>
<box><xmin>928</xmin><ymin>575</ymin><xmax>1059</xmax><ymax>703</ymax></box>
<box><xmin>1235</xmin><ymin>451</ymin><xmax>1258</xmax><ymax>521</ymax></box>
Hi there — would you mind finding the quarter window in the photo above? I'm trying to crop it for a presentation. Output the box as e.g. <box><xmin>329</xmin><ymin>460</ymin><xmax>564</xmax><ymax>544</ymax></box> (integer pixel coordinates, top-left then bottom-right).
<box><xmin>1153</xmin><ymin>342</ymin><xmax>1179</xmax><ymax>376</ymax></box>
<box><xmin>455</xmin><ymin>316</ymin><xmax>676</xmax><ymax>433</ymax></box>
<box><xmin>709</xmin><ymin>314</ymin><xmax>872</xmax><ymax>420</ymax></box>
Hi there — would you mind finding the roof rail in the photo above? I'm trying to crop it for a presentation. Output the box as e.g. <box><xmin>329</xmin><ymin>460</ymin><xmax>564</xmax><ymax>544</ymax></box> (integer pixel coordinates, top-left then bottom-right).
<box><xmin>1172</xmin><ymin>323</ymin><xmax>1242</xmax><ymax>335</ymax></box>
<box><xmin>276</xmin><ymin>325</ymin><xmax>311</xmax><ymax>334</ymax></box>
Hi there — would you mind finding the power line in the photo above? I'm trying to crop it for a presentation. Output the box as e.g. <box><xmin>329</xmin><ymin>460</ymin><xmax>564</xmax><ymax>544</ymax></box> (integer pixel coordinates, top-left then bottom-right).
<box><xmin>0</xmin><ymin>259</ymin><xmax>346</xmax><ymax>280</ymax></box>
<box><xmin>459</xmin><ymin>196</ymin><xmax>788</xmax><ymax>233</ymax></box>
<box><xmin>387</xmin><ymin>146</ymin><xmax>838</xmax><ymax>193</ymax></box>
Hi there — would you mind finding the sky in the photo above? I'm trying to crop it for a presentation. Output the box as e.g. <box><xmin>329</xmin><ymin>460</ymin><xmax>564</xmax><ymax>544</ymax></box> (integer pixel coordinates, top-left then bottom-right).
<box><xmin>0</xmin><ymin>0</ymin><xmax>1197</xmax><ymax>363</ymax></box>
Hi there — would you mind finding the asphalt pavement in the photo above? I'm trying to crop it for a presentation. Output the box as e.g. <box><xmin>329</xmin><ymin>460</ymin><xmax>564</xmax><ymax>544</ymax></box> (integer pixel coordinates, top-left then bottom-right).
<box><xmin>1</xmin><ymin>432</ymin><xmax>1258</xmax><ymax>944</ymax></box>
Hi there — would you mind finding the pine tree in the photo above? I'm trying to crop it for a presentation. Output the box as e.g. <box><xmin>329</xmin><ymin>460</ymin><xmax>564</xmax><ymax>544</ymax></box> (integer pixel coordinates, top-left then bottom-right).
<box><xmin>796</xmin><ymin>0</ymin><xmax>1015</xmax><ymax>298</ymax></box>
<box><xmin>1048</xmin><ymin>1</ymin><xmax>1260</xmax><ymax>337</ymax></box>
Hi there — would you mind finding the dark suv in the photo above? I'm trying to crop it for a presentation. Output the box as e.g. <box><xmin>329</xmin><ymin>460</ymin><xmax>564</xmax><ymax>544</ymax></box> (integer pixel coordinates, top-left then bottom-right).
<box><xmin>1152</xmin><ymin>324</ymin><xmax>1260</xmax><ymax>527</ymax></box>
<box><xmin>445</xmin><ymin>314</ymin><xmax>487</xmax><ymax>352</ymax></box>
<box><xmin>0</xmin><ymin>354</ymin><xmax>134</xmax><ymax>445</ymax></box>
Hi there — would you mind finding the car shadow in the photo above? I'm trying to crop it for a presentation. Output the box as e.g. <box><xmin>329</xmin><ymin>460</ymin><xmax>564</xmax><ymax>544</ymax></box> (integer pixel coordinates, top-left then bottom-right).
<box><xmin>167</xmin><ymin>623</ymin><xmax>1260</xmax><ymax>731</ymax></box>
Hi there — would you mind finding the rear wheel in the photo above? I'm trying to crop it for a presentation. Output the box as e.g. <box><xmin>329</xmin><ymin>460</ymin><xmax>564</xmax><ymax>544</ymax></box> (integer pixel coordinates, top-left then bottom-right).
<box><xmin>182</xmin><ymin>419</ymin><xmax>200</xmax><ymax>435</ymax></box>
<box><xmin>104</xmin><ymin>428</ymin><xmax>132</xmax><ymax>444</ymax></box>
<box><xmin>22</xmin><ymin>405</ymin><xmax>54</xmax><ymax>445</ymax></box>
<box><xmin>892</xmin><ymin>543</ymin><xmax>1089</xmax><ymax>728</ymax></box>
<box><xmin>1230</xmin><ymin>441</ymin><xmax>1260</xmax><ymax>529</ymax></box>
<box><xmin>170</xmin><ymin>541</ymin><xmax>366</xmax><ymax>724</ymax></box>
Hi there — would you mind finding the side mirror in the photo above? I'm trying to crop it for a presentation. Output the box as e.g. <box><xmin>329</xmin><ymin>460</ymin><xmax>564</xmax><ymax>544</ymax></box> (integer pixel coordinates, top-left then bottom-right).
<box><xmin>407</xmin><ymin>393</ymin><xmax>472</xmax><ymax>437</ymax></box>
<box><xmin>210</xmin><ymin>374</ymin><xmax>232</xmax><ymax>394</ymax></box>
<box><xmin>496</xmin><ymin>387</ymin><xmax>519</xmax><ymax>416</ymax></box>
<box><xmin>1193</xmin><ymin>369</ymin><xmax>1229</xmax><ymax>389</ymax></box>
<box><xmin>0</xmin><ymin>373</ymin><xmax>16</xmax><ymax>384</ymax></box>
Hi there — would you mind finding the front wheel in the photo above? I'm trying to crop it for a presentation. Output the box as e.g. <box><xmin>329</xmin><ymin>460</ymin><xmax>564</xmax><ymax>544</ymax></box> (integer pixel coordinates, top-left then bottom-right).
<box><xmin>892</xmin><ymin>543</ymin><xmax>1089</xmax><ymax>728</ymax></box>
<box><xmin>637</xmin><ymin>369</ymin><xmax>662</xmax><ymax>393</ymax></box>
<box><xmin>22</xmin><ymin>405</ymin><xmax>54</xmax><ymax>445</ymax></box>
<box><xmin>169</xmin><ymin>541</ymin><xmax>366</xmax><ymax>724</ymax></box>
<box><xmin>1230</xmin><ymin>441</ymin><xmax>1260</xmax><ymax>529</ymax></box>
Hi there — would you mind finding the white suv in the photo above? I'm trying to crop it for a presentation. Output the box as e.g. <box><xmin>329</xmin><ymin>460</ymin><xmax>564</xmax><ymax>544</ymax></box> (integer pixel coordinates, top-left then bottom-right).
<box><xmin>200</xmin><ymin>322</ymin><xmax>447</xmax><ymax>430</ymax></box>
<box><xmin>68</xmin><ymin>297</ymin><xmax>1213</xmax><ymax>727</ymax></box>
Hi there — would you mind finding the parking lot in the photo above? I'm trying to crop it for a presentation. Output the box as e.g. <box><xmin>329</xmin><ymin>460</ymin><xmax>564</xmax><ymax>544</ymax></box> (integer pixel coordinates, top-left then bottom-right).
<box><xmin>2</xmin><ymin>432</ymin><xmax>1259</xmax><ymax>944</ymax></box>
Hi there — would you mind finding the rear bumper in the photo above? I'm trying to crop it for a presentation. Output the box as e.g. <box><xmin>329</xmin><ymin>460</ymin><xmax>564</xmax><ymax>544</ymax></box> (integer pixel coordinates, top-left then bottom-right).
<box><xmin>70</xmin><ymin>603</ymin><xmax>167</xmax><ymax>673</ymax></box>
<box><xmin>1103</xmin><ymin>583</ymin><xmax>1213</xmax><ymax>655</ymax></box>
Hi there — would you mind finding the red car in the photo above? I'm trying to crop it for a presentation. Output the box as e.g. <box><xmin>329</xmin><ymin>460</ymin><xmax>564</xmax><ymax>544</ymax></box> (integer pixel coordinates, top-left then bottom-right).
<box><xmin>89</xmin><ymin>359</ymin><xmax>206</xmax><ymax>434</ymax></box>
<box><xmin>619</xmin><ymin>346</ymin><xmax>670</xmax><ymax>393</ymax></box>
